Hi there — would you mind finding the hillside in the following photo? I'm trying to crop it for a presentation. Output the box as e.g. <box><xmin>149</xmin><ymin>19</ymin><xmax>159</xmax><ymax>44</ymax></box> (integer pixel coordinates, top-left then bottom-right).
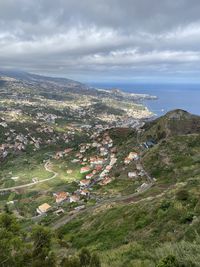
<box><xmin>54</xmin><ymin>110</ymin><xmax>200</xmax><ymax>267</ymax></box>
<box><xmin>1</xmin><ymin>71</ymin><xmax>200</xmax><ymax>266</ymax></box>
<box><xmin>141</xmin><ymin>109</ymin><xmax>200</xmax><ymax>141</ymax></box>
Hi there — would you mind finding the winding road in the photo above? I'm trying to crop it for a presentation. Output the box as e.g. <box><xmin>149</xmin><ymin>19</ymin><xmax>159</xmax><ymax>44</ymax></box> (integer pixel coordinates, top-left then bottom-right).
<box><xmin>0</xmin><ymin>161</ymin><xmax>58</xmax><ymax>192</ymax></box>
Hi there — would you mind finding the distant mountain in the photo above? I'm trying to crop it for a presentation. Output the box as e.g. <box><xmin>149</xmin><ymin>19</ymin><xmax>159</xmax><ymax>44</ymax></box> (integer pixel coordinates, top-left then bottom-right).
<box><xmin>0</xmin><ymin>69</ymin><xmax>85</xmax><ymax>87</ymax></box>
<box><xmin>0</xmin><ymin>69</ymin><xmax>157</xmax><ymax>105</ymax></box>
<box><xmin>0</xmin><ymin>69</ymin><xmax>93</xmax><ymax>100</ymax></box>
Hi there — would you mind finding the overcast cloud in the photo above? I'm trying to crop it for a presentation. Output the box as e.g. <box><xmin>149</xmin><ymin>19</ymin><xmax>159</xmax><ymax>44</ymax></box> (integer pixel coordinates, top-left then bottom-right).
<box><xmin>1</xmin><ymin>0</ymin><xmax>200</xmax><ymax>82</ymax></box>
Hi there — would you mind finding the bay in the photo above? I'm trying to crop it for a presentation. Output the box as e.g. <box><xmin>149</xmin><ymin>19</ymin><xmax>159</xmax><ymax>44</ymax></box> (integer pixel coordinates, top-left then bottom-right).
<box><xmin>90</xmin><ymin>82</ymin><xmax>200</xmax><ymax>117</ymax></box>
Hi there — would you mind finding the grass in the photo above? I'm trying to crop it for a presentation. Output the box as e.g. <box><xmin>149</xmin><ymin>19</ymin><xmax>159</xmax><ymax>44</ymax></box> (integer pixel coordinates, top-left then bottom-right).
<box><xmin>0</xmin><ymin>146</ymin><xmax>84</xmax><ymax>216</ymax></box>
<box><xmin>143</xmin><ymin>134</ymin><xmax>200</xmax><ymax>184</ymax></box>
<box><xmin>56</xmin><ymin>172</ymin><xmax>200</xmax><ymax>266</ymax></box>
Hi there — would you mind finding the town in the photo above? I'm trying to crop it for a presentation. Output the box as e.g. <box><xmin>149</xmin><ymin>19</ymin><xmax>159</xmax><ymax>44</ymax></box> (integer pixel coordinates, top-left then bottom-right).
<box><xmin>0</xmin><ymin>72</ymin><xmax>156</xmax><ymax>224</ymax></box>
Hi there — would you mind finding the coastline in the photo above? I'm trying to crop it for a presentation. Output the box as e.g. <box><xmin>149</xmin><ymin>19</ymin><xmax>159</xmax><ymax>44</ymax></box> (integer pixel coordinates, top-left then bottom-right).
<box><xmin>91</xmin><ymin>82</ymin><xmax>200</xmax><ymax>116</ymax></box>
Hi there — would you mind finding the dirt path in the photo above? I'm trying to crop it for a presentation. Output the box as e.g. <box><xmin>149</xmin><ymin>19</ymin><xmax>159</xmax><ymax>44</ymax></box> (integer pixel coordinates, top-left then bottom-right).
<box><xmin>0</xmin><ymin>161</ymin><xmax>58</xmax><ymax>192</ymax></box>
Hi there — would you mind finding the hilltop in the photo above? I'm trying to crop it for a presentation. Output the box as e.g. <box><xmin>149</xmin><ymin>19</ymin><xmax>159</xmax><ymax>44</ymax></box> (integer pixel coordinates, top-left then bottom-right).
<box><xmin>141</xmin><ymin>109</ymin><xmax>200</xmax><ymax>142</ymax></box>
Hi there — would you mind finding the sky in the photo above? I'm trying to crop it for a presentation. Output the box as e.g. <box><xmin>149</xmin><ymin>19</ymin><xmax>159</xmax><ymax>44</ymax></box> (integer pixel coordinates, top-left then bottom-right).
<box><xmin>1</xmin><ymin>0</ymin><xmax>200</xmax><ymax>83</ymax></box>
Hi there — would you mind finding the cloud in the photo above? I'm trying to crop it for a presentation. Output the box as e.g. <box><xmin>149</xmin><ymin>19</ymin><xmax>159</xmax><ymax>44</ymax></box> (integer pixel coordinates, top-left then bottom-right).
<box><xmin>1</xmin><ymin>0</ymin><xmax>200</xmax><ymax>82</ymax></box>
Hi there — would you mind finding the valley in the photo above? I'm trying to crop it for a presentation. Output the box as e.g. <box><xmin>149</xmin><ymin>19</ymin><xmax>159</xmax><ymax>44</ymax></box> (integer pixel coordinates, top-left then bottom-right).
<box><xmin>1</xmin><ymin>71</ymin><xmax>200</xmax><ymax>266</ymax></box>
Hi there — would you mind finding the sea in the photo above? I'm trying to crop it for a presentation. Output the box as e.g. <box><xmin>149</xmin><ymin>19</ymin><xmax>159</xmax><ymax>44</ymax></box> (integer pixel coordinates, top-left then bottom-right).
<box><xmin>90</xmin><ymin>82</ymin><xmax>200</xmax><ymax>117</ymax></box>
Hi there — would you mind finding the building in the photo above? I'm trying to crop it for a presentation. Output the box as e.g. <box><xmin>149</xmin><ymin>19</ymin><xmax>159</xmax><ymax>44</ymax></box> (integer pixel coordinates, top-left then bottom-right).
<box><xmin>79</xmin><ymin>189</ymin><xmax>90</xmax><ymax>196</ymax></box>
<box><xmin>54</xmin><ymin>192</ymin><xmax>69</xmax><ymax>203</ymax></box>
<box><xmin>124</xmin><ymin>157</ymin><xmax>131</xmax><ymax>165</ymax></box>
<box><xmin>69</xmin><ymin>195</ymin><xmax>80</xmax><ymax>203</ymax></box>
<box><xmin>128</xmin><ymin>152</ymin><xmax>139</xmax><ymax>160</ymax></box>
<box><xmin>80</xmin><ymin>166</ymin><xmax>90</xmax><ymax>174</ymax></box>
<box><xmin>79</xmin><ymin>179</ymin><xmax>91</xmax><ymax>187</ymax></box>
<box><xmin>128</xmin><ymin>172</ymin><xmax>137</xmax><ymax>178</ymax></box>
<box><xmin>99</xmin><ymin>177</ymin><xmax>112</xmax><ymax>185</ymax></box>
<box><xmin>37</xmin><ymin>203</ymin><xmax>51</xmax><ymax>214</ymax></box>
<box><xmin>86</xmin><ymin>173</ymin><xmax>94</xmax><ymax>179</ymax></box>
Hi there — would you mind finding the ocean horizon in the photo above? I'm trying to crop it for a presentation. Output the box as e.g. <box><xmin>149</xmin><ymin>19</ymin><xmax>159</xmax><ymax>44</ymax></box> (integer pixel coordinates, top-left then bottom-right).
<box><xmin>90</xmin><ymin>82</ymin><xmax>200</xmax><ymax>117</ymax></box>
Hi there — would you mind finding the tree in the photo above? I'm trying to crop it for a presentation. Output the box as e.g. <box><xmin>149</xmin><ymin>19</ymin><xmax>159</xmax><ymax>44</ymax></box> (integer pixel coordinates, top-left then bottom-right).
<box><xmin>0</xmin><ymin>212</ymin><xmax>20</xmax><ymax>233</ymax></box>
<box><xmin>79</xmin><ymin>248</ymin><xmax>91</xmax><ymax>267</ymax></box>
<box><xmin>4</xmin><ymin>204</ymin><xmax>11</xmax><ymax>214</ymax></box>
<box><xmin>89</xmin><ymin>253</ymin><xmax>101</xmax><ymax>267</ymax></box>
<box><xmin>31</xmin><ymin>225</ymin><xmax>56</xmax><ymax>267</ymax></box>
<box><xmin>0</xmin><ymin>213</ymin><xmax>24</xmax><ymax>267</ymax></box>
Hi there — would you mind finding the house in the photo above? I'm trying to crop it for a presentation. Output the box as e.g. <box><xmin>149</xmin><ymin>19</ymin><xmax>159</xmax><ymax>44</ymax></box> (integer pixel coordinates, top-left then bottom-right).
<box><xmin>111</xmin><ymin>147</ymin><xmax>117</xmax><ymax>153</ymax></box>
<box><xmin>99</xmin><ymin>170</ymin><xmax>107</xmax><ymax>178</ymax></box>
<box><xmin>90</xmin><ymin>156</ymin><xmax>98</xmax><ymax>164</ymax></box>
<box><xmin>55</xmin><ymin>151</ymin><xmax>63</xmax><ymax>159</ymax></box>
<box><xmin>128</xmin><ymin>152</ymin><xmax>139</xmax><ymax>160</ymax></box>
<box><xmin>105</xmin><ymin>165</ymin><xmax>112</xmax><ymax>171</ymax></box>
<box><xmin>100</xmin><ymin>147</ymin><xmax>108</xmax><ymax>156</ymax></box>
<box><xmin>69</xmin><ymin>195</ymin><xmax>80</xmax><ymax>203</ymax></box>
<box><xmin>90</xmin><ymin>157</ymin><xmax>104</xmax><ymax>165</ymax></box>
<box><xmin>99</xmin><ymin>177</ymin><xmax>112</xmax><ymax>185</ymax></box>
<box><xmin>128</xmin><ymin>172</ymin><xmax>137</xmax><ymax>178</ymax></box>
<box><xmin>54</xmin><ymin>192</ymin><xmax>69</xmax><ymax>203</ymax></box>
<box><xmin>92</xmin><ymin>142</ymin><xmax>98</xmax><ymax>147</ymax></box>
<box><xmin>80</xmin><ymin>147</ymin><xmax>86</xmax><ymax>153</ymax></box>
<box><xmin>124</xmin><ymin>157</ymin><xmax>131</xmax><ymax>165</ymax></box>
<box><xmin>86</xmin><ymin>173</ymin><xmax>94</xmax><ymax>179</ymax></box>
<box><xmin>80</xmin><ymin>166</ymin><xmax>90</xmax><ymax>174</ymax></box>
<box><xmin>79</xmin><ymin>179</ymin><xmax>90</xmax><ymax>187</ymax></box>
<box><xmin>71</xmin><ymin>159</ymin><xmax>80</xmax><ymax>163</ymax></box>
<box><xmin>37</xmin><ymin>203</ymin><xmax>51</xmax><ymax>214</ymax></box>
<box><xmin>110</xmin><ymin>158</ymin><xmax>117</xmax><ymax>165</ymax></box>
<box><xmin>108</xmin><ymin>142</ymin><xmax>113</xmax><ymax>148</ymax></box>
<box><xmin>64</xmin><ymin>148</ymin><xmax>73</xmax><ymax>154</ymax></box>
<box><xmin>79</xmin><ymin>189</ymin><xmax>90</xmax><ymax>196</ymax></box>
<box><xmin>0</xmin><ymin>122</ymin><xmax>7</xmax><ymax>128</ymax></box>
<box><xmin>110</xmin><ymin>153</ymin><xmax>116</xmax><ymax>158</ymax></box>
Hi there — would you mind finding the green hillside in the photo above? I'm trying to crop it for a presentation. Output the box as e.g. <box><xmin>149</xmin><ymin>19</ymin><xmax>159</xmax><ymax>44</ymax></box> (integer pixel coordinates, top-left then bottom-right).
<box><xmin>1</xmin><ymin>71</ymin><xmax>200</xmax><ymax>266</ymax></box>
<box><xmin>55</xmin><ymin>111</ymin><xmax>200</xmax><ymax>267</ymax></box>
<box><xmin>141</xmin><ymin>109</ymin><xmax>200</xmax><ymax>142</ymax></box>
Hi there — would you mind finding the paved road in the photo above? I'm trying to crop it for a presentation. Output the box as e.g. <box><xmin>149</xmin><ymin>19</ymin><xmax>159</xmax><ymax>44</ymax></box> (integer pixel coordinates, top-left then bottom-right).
<box><xmin>0</xmin><ymin>161</ymin><xmax>58</xmax><ymax>192</ymax></box>
<box><xmin>52</xmin><ymin>183</ymin><xmax>153</xmax><ymax>229</ymax></box>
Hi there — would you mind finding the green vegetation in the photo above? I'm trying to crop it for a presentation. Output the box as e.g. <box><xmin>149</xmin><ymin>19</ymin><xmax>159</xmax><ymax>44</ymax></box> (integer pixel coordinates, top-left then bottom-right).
<box><xmin>143</xmin><ymin>134</ymin><xmax>200</xmax><ymax>184</ymax></box>
<box><xmin>0</xmin><ymin>212</ymin><xmax>101</xmax><ymax>267</ymax></box>
<box><xmin>1</xmin><ymin>73</ymin><xmax>200</xmax><ymax>266</ymax></box>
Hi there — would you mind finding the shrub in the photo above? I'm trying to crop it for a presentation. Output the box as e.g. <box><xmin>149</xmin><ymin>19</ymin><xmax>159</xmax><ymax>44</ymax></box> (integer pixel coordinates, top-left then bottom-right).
<box><xmin>180</xmin><ymin>212</ymin><xmax>194</xmax><ymax>224</ymax></box>
<box><xmin>156</xmin><ymin>255</ymin><xmax>180</xmax><ymax>267</ymax></box>
<box><xmin>176</xmin><ymin>190</ymin><xmax>189</xmax><ymax>201</ymax></box>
